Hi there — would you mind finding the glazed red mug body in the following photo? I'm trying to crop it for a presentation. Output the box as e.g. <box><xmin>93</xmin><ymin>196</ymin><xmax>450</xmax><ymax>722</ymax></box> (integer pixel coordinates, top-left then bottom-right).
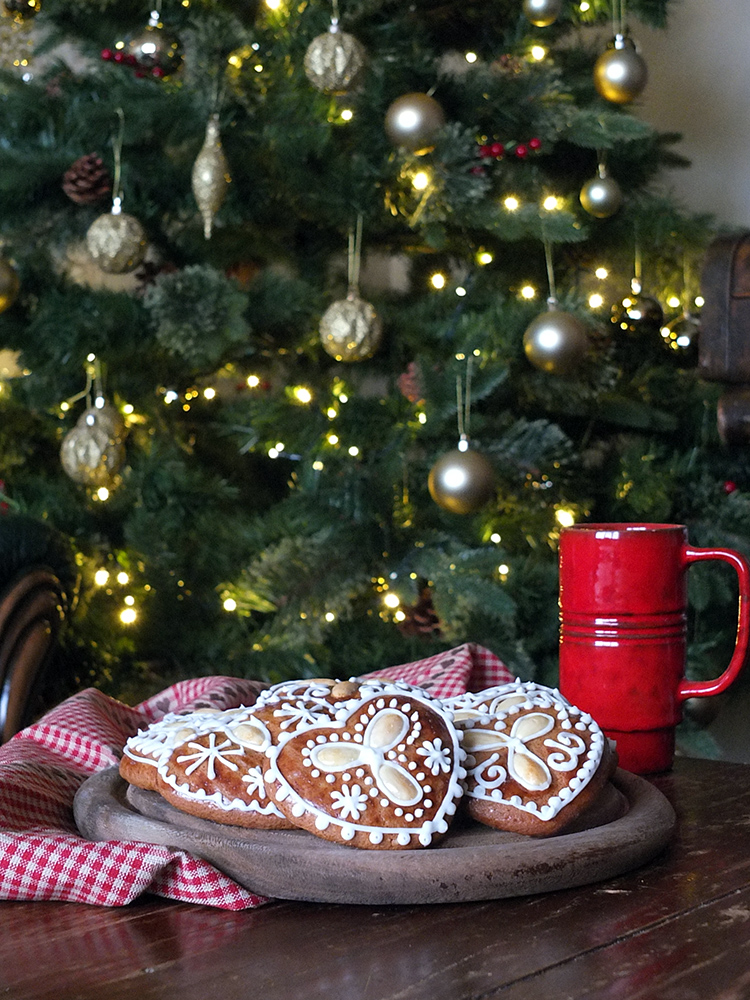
<box><xmin>558</xmin><ymin>523</ymin><xmax>750</xmax><ymax>774</ymax></box>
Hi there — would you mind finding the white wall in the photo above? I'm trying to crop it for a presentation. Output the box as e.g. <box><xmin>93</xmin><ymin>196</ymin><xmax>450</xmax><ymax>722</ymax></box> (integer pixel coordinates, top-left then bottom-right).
<box><xmin>635</xmin><ymin>0</ymin><xmax>750</xmax><ymax>229</ymax></box>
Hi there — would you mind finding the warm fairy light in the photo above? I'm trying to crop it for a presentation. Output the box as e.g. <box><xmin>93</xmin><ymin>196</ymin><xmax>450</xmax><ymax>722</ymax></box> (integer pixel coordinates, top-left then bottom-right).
<box><xmin>327</xmin><ymin>432</ymin><xmax>339</xmax><ymax>445</ymax></box>
<box><xmin>268</xmin><ymin>446</ymin><xmax>280</xmax><ymax>458</ymax></box>
<box><xmin>327</xmin><ymin>406</ymin><xmax>337</xmax><ymax>419</ymax></box>
<box><xmin>394</xmin><ymin>610</ymin><xmax>406</xmax><ymax>622</ymax></box>
<box><xmin>348</xmin><ymin>445</ymin><xmax>360</xmax><ymax>457</ymax></box>
<box><xmin>265</xmin><ymin>0</ymin><xmax>282</xmax><ymax>8</ymax></box>
<box><xmin>530</xmin><ymin>45</ymin><xmax>547</xmax><ymax>61</ymax></box>
<box><xmin>555</xmin><ymin>508</ymin><xmax>576</xmax><ymax>527</ymax></box>
<box><xmin>504</xmin><ymin>196</ymin><xmax>520</xmax><ymax>211</ymax></box>
<box><xmin>580</xmin><ymin>1</ymin><xmax>590</xmax><ymax>10</ymax></box>
<box><xmin>412</xmin><ymin>170</ymin><xmax>430</xmax><ymax>191</ymax></box>
<box><xmin>94</xmin><ymin>569</ymin><xmax>109</xmax><ymax>586</ymax></box>
<box><xmin>465</xmin><ymin>51</ymin><xmax>478</xmax><ymax>63</ymax></box>
<box><xmin>498</xmin><ymin>563</ymin><xmax>510</xmax><ymax>575</ymax></box>
<box><xmin>455</xmin><ymin>286</ymin><xmax>467</xmax><ymax>297</ymax></box>
<box><xmin>543</xmin><ymin>195</ymin><xmax>560</xmax><ymax>211</ymax></box>
<box><xmin>589</xmin><ymin>293</ymin><xmax>604</xmax><ymax>308</ymax></box>
<box><xmin>325</xmin><ymin>611</ymin><xmax>336</xmax><ymax>622</ymax></box>
<box><xmin>667</xmin><ymin>296</ymin><xmax>681</xmax><ymax>309</ymax></box>
<box><xmin>595</xmin><ymin>267</ymin><xmax>609</xmax><ymax>280</ymax></box>
<box><xmin>124</xmin><ymin>595</ymin><xmax>135</xmax><ymax>606</ymax></box>
<box><xmin>96</xmin><ymin>487</ymin><xmax>110</xmax><ymax>501</ymax></box>
<box><xmin>340</xmin><ymin>108</ymin><xmax>354</xmax><ymax>121</ymax></box>
<box><xmin>87</xmin><ymin>353</ymin><xmax>97</xmax><ymax>362</ymax></box>
<box><xmin>660</xmin><ymin>325</ymin><xmax>670</xmax><ymax>339</ymax></box>
<box><xmin>338</xmin><ymin>393</ymin><xmax>348</xmax><ymax>403</ymax></box>
<box><xmin>521</xmin><ymin>285</ymin><xmax>536</xmax><ymax>300</ymax></box>
<box><xmin>164</xmin><ymin>390</ymin><xmax>179</xmax><ymax>404</ymax></box>
<box><xmin>223</xmin><ymin>597</ymin><xmax>237</xmax><ymax>611</ymax></box>
<box><xmin>477</xmin><ymin>250</ymin><xmax>493</xmax><ymax>265</ymax></box>
<box><xmin>203</xmin><ymin>387</ymin><xmax>216</xmax><ymax>399</ymax></box>
<box><xmin>383</xmin><ymin>593</ymin><xmax>400</xmax><ymax>609</ymax></box>
<box><xmin>122</xmin><ymin>403</ymin><xmax>134</xmax><ymax>415</ymax></box>
<box><xmin>457</xmin><ymin>438</ymin><xmax>469</xmax><ymax>453</ymax></box>
<box><xmin>120</xmin><ymin>608</ymin><xmax>137</xmax><ymax>624</ymax></box>
<box><xmin>247</xmin><ymin>374</ymin><xmax>261</xmax><ymax>388</ymax></box>
<box><xmin>695</xmin><ymin>295</ymin><xmax>705</xmax><ymax>308</ymax></box>
<box><xmin>117</xmin><ymin>571</ymin><xmax>129</xmax><ymax>585</ymax></box>
<box><xmin>60</xmin><ymin>401</ymin><xmax>70</xmax><ymax>412</ymax></box>
<box><xmin>430</xmin><ymin>272</ymin><xmax>446</xmax><ymax>290</ymax></box>
<box><xmin>293</xmin><ymin>386</ymin><xmax>313</xmax><ymax>404</ymax></box>
<box><xmin>254</xmin><ymin>63</ymin><xmax>264</xmax><ymax>73</ymax></box>
<box><xmin>312</xmin><ymin>460</ymin><xmax>324</xmax><ymax>470</ymax></box>
<box><xmin>455</xmin><ymin>352</ymin><xmax>466</xmax><ymax>360</ymax></box>
<box><xmin>490</xmin><ymin>532</ymin><xmax>502</xmax><ymax>543</ymax></box>
<box><xmin>417</xmin><ymin>412</ymin><xmax>427</xmax><ymax>424</ymax></box>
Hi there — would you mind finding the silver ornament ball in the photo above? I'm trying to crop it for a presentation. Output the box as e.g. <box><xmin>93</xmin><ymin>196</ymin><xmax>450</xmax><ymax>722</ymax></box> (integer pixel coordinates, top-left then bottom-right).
<box><xmin>522</xmin><ymin>0</ymin><xmax>562</xmax><ymax>27</ymax></box>
<box><xmin>580</xmin><ymin>170</ymin><xmax>622</xmax><ymax>218</ymax></box>
<box><xmin>523</xmin><ymin>306</ymin><xmax>590</xmax><ymax>376</ymax></box>
<box><xmin>86</xmin><ymin>206</ymin><xmax>147</xmax><ymax>274</ymax></box>
<box><xmin>594</xmin><ymin>34</ymin><xmax>648</xmax><ymax>104</ymax></box>
<box><xmin>304</xmin><ymin>25</ymin><xmax>366</xmax><ymax>94</ymax></box>
<box><xmin>385</xmin><ymin>93</ymin><xmax>445</xmax><ymax>155</ymax></box>
<box><xmin>320</xmin><ymin>293</ymin><xmax>382</xmax><ymax>362</ymax></box>
<box><xmin>428</xmin><ymin>445</ymin><xmax>495</xmax><ymax>515</ymax></box>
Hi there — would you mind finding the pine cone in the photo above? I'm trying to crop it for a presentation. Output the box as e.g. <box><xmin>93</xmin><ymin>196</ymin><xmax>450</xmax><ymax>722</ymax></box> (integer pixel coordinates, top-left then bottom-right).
<box><xmin>398</xmin><ymin>587</ymin><xmax>441</xmax><ymax>637</ymax></box>
<box><xmin>62</xmin><ymin>153</ymin><xmax>112</xmax><ymax>205</ymax></box>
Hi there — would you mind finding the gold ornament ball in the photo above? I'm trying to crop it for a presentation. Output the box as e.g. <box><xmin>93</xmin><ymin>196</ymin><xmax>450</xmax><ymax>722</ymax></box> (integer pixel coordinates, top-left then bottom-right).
<box><xmin>428</xmin><ymin>447</ymin><xmax>495</xmax><ymax>515</ymax></box>
<box><xmin>60</xmin><ymin>407</ymin><xmax>126</xmax><ymax>488</ymax></box>
<box><xmin>523</xmin><ymin>308</ymin><xmax>589</xmax><ymax>375</ymax></box>
<box><xmin>192</xmin><ymin>113</ymin><xmax>231</xmax><ymax>240</ymax></box>
<box><xmin>86</xmin><ymin>208</ymin><xmax>147</xmax><ymax>275</ymax></box>
<box><xmin>320</xmin><ymin>293</ymin><xmax>382</xmax><ymax>362</ymax></box>
<box><xmin>0</xmin><ymin>258</ymin><xmax>19</xmax><ymax>313</ymax></box>
<box><xmin>304</xmin><ymin>27</ymin><xmax>366</xmax><ymax>94</ymax></box>
<box><xmin>594</xmin><ymin>35</ymin><xmax>648</xmax><ymax>104</ymax></box>
<box><xmin>579</xmin><ymin>172</ymin><xmax>622</xmax><ymax>218</ymax></box>
<box><xmin>385</xmin><ymin>93</ymin><xmax>445</xmax><ymax>155</ymax></box>
<box><xmin>522</xmin><ymin>0</ymin><xmax>562</xmax><ymax>27</ymax></box>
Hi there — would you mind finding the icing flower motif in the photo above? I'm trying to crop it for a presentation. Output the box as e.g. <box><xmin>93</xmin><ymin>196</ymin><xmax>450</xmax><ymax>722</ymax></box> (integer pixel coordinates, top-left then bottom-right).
<box><xmin>309</xmin><ymin>707</ymin><xmax>423</xmax><ymax>807</ymax></box>
<box><xmin>176</xmin><ymin>733</ymin><xmax>245</xmax><ymax>780</ymax></box>
<box><xmin>464</xmin><ymin>712</ymin><xmax>560</xmax><ymax>792</ymax></box>
<box><xmin>416</xmin><ymin>738</ymin><xmax>452</xmax><ymax>776</ymax></box>
<box><xmin>241</xmin><ymin>765</ymin><xmax>268</xmax><ymax>798</ymax></box>
<box><xmin>329</xmin><ymin>783</ymin><xmax>369</xmax><ymax>821</ymax></box>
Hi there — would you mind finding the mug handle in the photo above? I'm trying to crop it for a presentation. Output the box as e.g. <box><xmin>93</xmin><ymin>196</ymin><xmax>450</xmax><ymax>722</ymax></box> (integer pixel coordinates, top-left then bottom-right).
<box><xmin>678</xmin><ymin>546</ymin><xmax>750</xmax><ymax>701</ymax></box>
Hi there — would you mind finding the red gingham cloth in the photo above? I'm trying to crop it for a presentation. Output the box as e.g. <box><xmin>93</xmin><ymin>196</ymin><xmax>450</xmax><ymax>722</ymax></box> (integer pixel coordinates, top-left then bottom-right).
<box><xmin>0</xmin><ymin>643</ymin><xmax>512</xmax><ymax>909</ymax></box>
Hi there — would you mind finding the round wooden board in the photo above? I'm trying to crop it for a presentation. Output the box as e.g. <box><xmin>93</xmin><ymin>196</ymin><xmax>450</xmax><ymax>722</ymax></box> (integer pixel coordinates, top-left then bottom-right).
<box><xmin>73</xmin><ymin>767</ymin><xmax>675</xmax><ymax>905</ymax></box>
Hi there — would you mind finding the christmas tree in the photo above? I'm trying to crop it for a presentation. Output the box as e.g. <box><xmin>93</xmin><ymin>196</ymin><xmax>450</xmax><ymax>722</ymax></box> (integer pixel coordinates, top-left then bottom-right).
<box><xmin>0</xmin><ymin>0</ymin><xmax>743</xmax><ymax>748</ymax></box>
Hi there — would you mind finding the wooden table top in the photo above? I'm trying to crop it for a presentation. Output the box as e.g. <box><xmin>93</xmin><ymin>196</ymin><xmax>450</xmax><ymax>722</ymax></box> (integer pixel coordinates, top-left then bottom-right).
<box><xmin>2</xmin><ymin>756</ymin><xmax>749</xmax><ymax>1000</ymax></box>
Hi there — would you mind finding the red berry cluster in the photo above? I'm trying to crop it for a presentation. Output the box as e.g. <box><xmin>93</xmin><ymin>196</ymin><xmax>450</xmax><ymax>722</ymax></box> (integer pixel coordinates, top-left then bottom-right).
<box><xmin>478</xmin><ymin>136</ymin><xmax>543</xmax><ymax>160</ymax></box>
<box><xmin>101</xmin><ymin>48</ymin><xmax>168</xmax><ymax>79</ymax></box>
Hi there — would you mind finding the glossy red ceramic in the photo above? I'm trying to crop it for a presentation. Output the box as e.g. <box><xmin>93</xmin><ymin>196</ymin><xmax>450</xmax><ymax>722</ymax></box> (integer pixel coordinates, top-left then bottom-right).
<box><xmin>558</xmin><ymin>523</ymin><xmax>750</xmax><ymax>773</ymax></box>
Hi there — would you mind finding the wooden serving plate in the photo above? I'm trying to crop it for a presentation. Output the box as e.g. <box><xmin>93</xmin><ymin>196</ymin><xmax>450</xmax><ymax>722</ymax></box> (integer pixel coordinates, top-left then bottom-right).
<box><xmin>73</xmin><ymin>767</ymin><xmax>675</xmax><ymax>905</ymax></box>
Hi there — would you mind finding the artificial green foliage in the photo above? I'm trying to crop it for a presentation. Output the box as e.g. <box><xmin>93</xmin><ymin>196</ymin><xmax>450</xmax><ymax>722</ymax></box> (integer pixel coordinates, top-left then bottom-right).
<box><xmin>0</xmin><ymin>0</ymin><xmax>742</xmax><ymax>768</ymax></box>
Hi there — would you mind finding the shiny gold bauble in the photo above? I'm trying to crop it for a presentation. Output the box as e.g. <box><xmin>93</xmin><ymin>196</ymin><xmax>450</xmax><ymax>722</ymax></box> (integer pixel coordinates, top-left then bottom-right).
<box><xmin>320</xmin><ymin>293</ymin><xmax>382</xmax><ymax>362</ymax></box>
<box><xmin>86</xmin><ymin>206</ymin><xmax>147</xmax><ymax>274</ymax></box>
<box><xmin>192</xmin><ymin>113</ymin><xmax>231</xmax><ymax>240</ymax></box>
<box><xmin>60</xmin><ymin>405</ymin><xmax>126</xmax><ymax>488</ymax></box>
<box><xmin>579</xmin><ymin>168</ymin><xmax>622</xmax><ymax>218</ymax></box>
<box><xmin>523</xmin><ymin>306</ymin><xmax>590</xmax><ymax>376</ymax></box>
<box><xmin>303</xmin><ymin>24</ymin><xmax>366</xmax><ymax>94</ymax></box>
<box><xmin>594</xmin><ymin>34</ymin><xmax>648</xmax><ymax>104</ymax></box>
<box><xmin>127</xmin><ymin>22</ymin><xmax>182</xmax><ymax>77</ymax></box>
<box><xmin>522</xmin><ymin>0</ymin><xmax>562</xmax><ymax>27</ymax></box>
<box><xmin>0</xmin><ymin>258</ymin><xmax>19</xmax><ymax>313</ymax></box>
<box><xmin>384</xmin><ymin>92</ymin><xmax>445</xmax><ymax>155</ymax></box>
<box><xmin>428</xmin><ymin>445</ymin><xmax>495</xmax><ymax>515</ymax></box>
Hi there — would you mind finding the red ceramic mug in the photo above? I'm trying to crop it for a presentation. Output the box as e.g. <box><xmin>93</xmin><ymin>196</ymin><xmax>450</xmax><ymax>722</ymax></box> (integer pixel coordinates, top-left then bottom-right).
<box><xmin>558</xmin><ymin>523</ymin><xmax>750</xmax><ymax>774</ymax></box>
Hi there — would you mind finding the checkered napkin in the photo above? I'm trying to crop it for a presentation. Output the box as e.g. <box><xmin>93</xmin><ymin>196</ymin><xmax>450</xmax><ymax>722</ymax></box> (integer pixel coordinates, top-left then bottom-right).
<box><xmin>0</xmin><ymin>642</ymin><xmax>512</xmax><ymax>910</ymax></box>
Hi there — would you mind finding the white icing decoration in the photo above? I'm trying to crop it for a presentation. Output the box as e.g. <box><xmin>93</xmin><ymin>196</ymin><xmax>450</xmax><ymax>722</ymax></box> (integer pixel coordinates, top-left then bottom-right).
<box><xmin>176</xmin><ymin>734</ymin><xmax>245</xmax><ymax>780</ymax></box>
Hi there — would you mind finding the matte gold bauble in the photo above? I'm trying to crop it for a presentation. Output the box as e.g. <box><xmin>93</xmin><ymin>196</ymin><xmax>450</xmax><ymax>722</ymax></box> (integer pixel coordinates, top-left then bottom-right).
<box><xmin>385</xmin><ymin>93</ymin><xmax>445</xmax><ymax>155</ymax></box>
<box><xmin>523</xmin><ymin>305</ymin><xmax>589</xmax><ymax>376</ymax></box>
<box><xmin>320</xmin><ymin>292</ymin><xmax>382</xmax><ymax>362</ymax></box>
<box><xmin>192</xmin><ymin>113</ymin><xmax>231</xmax><ymax>240</ymax></box>
<box><xmin>86</xmin><ymin>203</ymin><xmax>147</xmax><ymax>274</ymax></box>
<box><xmin>579</xmin><ymin>167</ymin><xmax>622</xmax><ymax>218</ymax></box>
<box><xmin>60</xmin><ymin>405</ymin><xmax>126</xmax><ymax>488</ymax></box>
<box><xmin>522</xmin><ymin>0</ymin><xmax>562</xmax><ymax>27</ymax></box>
<box><xmin>428</xmin><ymin>444</ymin><xmax>495</xmax><ymax>515</ymax></box>
<box><xmin>594</xmin><ymin>34</ymin><xmax>648</xmax><ymax>104</ymax></box>
<box><xmin>304</xmin><ymin>23</ymin><xmax>366</xmax><ymax>94</ymax></box>
<box><xmin>0</xmin><ymin>258</ymin><xmax>19</xmax><ymax>313</ymax></box>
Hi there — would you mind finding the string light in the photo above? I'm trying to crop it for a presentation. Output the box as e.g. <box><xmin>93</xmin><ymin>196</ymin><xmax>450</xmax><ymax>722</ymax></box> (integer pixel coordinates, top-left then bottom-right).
<box><xmin>312</xmin><ymin>460</ymin><xmax>324</xmax><ymax>470</ymax></box>
<box><xmin>120</xmin><ymin>608</ymin><xmax>137</xmax><ymax>624</ymax></box>
<box><xmin>324</xmin><ymin>611</ymin><xmax>336</xmax><ymax>622</ymax></box>
<box><xmin>94</xmin><ymin>569</ymin><xmax>109</xmax><ymax>586</ymax></box>
<box><xmin>348</xmin><ymin>445</ymin><xmax>360</xmax><ymax>457</ymax></box>
<box><xmin>383</xmin><ymin>593</ymin><xmax>400</xmax><ymax>608</ymax></box>
<box><xmin>412</xmin><ymin>170</ymin><xmax>430</xmax><ymax>191</ymax></box>
<box><xmin>117</xmin><ymin>571</ymin><xmax>129</xmax><ymax>585</ymax></box>
<box><xmin>292</xmin><ymin>386</ymin><xmax>312</xmax><ymax>404</ymax></box>
<box><xmin>588</xmin><ymin>293</ymin><xmax>604</xmax><ymax>308</ymax></box>
<box><xmin>430</xmin><ymin>272</ymin><xmax>446</xmax><ymax>290</ymax></box>
<box><xmin>455</xmin><ymin>286</ymin><xmax>467</xmax><ymax>297</ymax></box>
<box><xmin>520</xmin><ymin>285</ymin><xmax>536</xmax><ymax>300</ymax></box>
<box><xmin>340</xmin><ymin>108</ymin><xmax>354</xmax><ymax>121</ymax></box>
<box><xmin>490</xmin><ymin>532</ymin><xmax>502</xmax><ymax>543</ymax></box>
<box><xmin>465</xmin><ymin>51</ymin><xmax>478</xmax><ymax>63</ymax></box>
<box><xmin>223</xmin><ymin>597</ymin><xmax>237</xmax><ymax>611</ymax></box>
<box><xmin>326</xmin><ymin>432</ymin><xmax>339</xmax><ymax>445</ymax></box>
<box><xmin>326</xmin><ymin>406</ymin><xmax>337</xmax><ymax>419</ymax></box>
<box><xmin>695</xmin><ymin>295</ymin><xmax>704</xmax><ymax>308</ymax></box>
<box><xmin>247</xmin><ymin>374</ymin><xmax>261</xmax><ymax>388</ymax></box>
<box><xmin>477</xmin><ymin>250</ymin><xmax>494</xmax><ymax>265</ymax></box>
<box><xmin>530</xmin><ymin>45</ymin><xmax>546</xmax><ymax>61</ymax></box>
<box><xmin>95</xmin><ymin>487</ymin><xmax>110</xmax><ymax>501</ymax></box>
<box><xmin>504</xmin><ymin>196</ymin><xmax>520</xmax><ymax>211</ymax></box>
<box><xmin>666</xmin><ymin>296</ymin><xmax>681</xmax><ymax>309</ymax></box>
<box><xmin>203</xmin><ymin>387</ymin><xmax>216</xmax><ymax>399</ymax></box>
<box><xmin>543</xmin><ymin>195</ymin><xmax>560</xmax><ymax>211</ymax></box>
<box><xmin>555</xmin><ymin>508</ymin><xmax>576</xmax><ymax>527</ymax></box>
<box><xmin>595</xmin><ymin>267</ymin><xmax>609</xmax><ymax>280</ymax></box>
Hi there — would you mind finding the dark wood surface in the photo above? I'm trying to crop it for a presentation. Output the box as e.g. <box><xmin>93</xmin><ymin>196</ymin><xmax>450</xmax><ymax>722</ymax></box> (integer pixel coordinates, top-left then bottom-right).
<box><xmin>3</xmin><ymin>757</ymin><xmax>750</xmax><ymax>1000</ymax></box>
<box><xmin>71</xmin><ymin>766</ymin><xmax>674</xmax><ymax>904</ymax></box>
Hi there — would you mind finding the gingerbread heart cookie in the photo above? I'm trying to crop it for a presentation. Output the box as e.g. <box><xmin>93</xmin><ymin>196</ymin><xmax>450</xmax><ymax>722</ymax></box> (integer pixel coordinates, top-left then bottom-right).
<box><xmin>265</xmin><ymin>684</ymin><xmax>466</xmax><ymax>849</ymax></box>
<box><xmin>449</xmin><ymin>681</ymin><xmax>616</xmax><ymax>837</ymax></box>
